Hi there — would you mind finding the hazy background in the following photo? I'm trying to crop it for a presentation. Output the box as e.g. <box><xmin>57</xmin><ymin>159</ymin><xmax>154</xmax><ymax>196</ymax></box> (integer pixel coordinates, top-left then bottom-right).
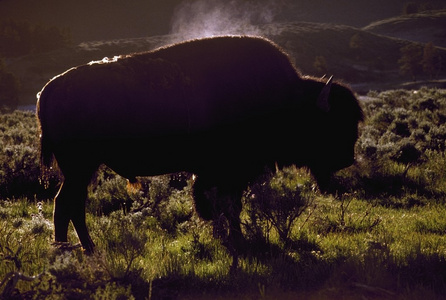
<box><xmin>1</xmin><ymin>0</ymin><xmax>440</xmax><ymax>42</ymax></box>
<box><xmin>1</xmin><ymin>0</ymin><xmax>446</xmax><ymax>107</ymax></box>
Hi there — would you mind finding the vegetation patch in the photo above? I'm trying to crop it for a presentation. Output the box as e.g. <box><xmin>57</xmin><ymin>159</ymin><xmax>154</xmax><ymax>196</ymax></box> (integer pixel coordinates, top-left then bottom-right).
<box><xmin>1</xmin><ymin>88</ymin><xmax>446</xmax><ymax>299</ymax></box>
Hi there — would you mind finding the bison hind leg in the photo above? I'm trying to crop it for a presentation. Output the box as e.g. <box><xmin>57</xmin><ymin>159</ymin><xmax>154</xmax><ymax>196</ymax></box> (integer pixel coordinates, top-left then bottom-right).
<box><xmin>53</xmin><ymin>168</ymin><xmax>96</xmax><ymax>254</ymax></box>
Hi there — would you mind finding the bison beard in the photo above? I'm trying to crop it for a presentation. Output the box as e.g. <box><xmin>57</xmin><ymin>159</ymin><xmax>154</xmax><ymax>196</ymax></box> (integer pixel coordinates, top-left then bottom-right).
<box><xmin>37</xmin><ymin>36</ymin><xmax>363</xmax><ymax>268</ymax></box>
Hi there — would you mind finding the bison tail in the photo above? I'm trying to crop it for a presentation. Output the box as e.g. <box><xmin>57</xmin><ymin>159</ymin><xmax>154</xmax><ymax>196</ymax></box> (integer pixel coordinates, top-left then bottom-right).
<box><xmin>40</xmin><ymin>131</ymin><xmax>54</xmax><ymax>169</ymax></box>
<box><xmin>39</xmin><ymin>131</ymin><xmax>55</xmax><ymax>189</ymax></box>
<box><xmin>37</xmin><ymin>91</ymin><xmax>56</xmax><ymax>188</ymax></box>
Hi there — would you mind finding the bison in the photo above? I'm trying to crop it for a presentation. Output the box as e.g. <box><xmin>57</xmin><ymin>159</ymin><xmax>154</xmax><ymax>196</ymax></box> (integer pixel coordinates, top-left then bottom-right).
<box><xmin>37</xmin><ymin>36</ymin><xmax>363</xmax><ymax>266</ymax></box>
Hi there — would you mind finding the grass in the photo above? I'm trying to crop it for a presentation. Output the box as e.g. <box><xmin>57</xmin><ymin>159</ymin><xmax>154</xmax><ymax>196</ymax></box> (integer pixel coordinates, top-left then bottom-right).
<box><xmin>2</xmin><ymin>194</ymin><xmax>446</xmax><ymax>299</ymax></box>
<box><xmin>2</xmin><ymin>88</ymin><xmax>446</xmax><ymax>299</ymax></box>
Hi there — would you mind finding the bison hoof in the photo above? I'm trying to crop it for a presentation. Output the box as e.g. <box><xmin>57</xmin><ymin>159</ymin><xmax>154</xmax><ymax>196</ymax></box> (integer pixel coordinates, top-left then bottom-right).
<box><xmin>52</xmin><ymin>241</ymin><xmax>82</xmax><ymax>252</ymax></box>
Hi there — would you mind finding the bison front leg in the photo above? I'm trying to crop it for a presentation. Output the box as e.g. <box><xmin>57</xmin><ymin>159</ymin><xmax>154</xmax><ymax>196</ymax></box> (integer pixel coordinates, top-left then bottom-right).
<box><xmin>193</xmin><ymin>175</ymin><xmax>244</xmax><ymax>269</ymax></box>
<box><xmin>221</xmin><ymin>194</ymin><xmax>244</xmax><ymax>271</ymax></box>
<box><xmin>53</xmin><ymin>176</ymin><xmax>95</xmax><ymax>253</ymax></box>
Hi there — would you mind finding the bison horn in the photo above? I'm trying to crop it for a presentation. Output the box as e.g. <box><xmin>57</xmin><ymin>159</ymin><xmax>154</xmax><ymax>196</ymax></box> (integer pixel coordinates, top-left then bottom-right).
<box><xmin>316</xmin><ymin>75</ymin><xmax>333</xmax><ymax>112</ymax></box>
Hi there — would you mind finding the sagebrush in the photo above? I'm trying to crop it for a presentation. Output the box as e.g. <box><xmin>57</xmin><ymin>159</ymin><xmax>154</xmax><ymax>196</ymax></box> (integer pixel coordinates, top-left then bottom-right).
<box><xmin>1</xmin><ymin>88</ymin><xmax>446</xmax><ymax>299</ymax></box>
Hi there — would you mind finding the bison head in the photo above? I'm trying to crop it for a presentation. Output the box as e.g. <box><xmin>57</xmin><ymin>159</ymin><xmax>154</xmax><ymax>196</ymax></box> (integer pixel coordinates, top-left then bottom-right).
<box><xmin>301</xmin><ymin>76</ymin><xmax>364</xmax><ymax>190</ymax></box>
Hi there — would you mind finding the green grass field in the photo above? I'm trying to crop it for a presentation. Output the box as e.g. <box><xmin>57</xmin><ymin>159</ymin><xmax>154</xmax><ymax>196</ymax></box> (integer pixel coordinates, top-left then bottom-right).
<box><xmin>1</xmin><ymin>88</ymin><xmax>446</xmax><ymax>299</ymax></box>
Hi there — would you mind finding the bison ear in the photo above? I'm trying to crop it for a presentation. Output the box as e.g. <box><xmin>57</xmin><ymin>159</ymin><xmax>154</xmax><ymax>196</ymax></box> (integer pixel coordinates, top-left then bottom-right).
<box><xmin>316</xmin><ymin>75</ymin><xmax>333</xmax><ymax>113</ymax></box>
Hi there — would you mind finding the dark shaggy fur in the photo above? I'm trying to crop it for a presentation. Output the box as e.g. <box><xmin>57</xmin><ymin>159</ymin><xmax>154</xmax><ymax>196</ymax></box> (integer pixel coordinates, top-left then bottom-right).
<box><xmin>37</xmin><ymin>36</ymin><xmax>363</xmax><ymax>265</ymax></box>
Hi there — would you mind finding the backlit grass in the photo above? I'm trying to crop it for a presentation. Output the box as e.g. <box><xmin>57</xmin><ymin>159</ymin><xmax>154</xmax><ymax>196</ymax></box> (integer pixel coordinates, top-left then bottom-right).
<box><xmin>1</xmin><ymin>88</ymin><xmax>446</xmax><ymax>299</ymax></box>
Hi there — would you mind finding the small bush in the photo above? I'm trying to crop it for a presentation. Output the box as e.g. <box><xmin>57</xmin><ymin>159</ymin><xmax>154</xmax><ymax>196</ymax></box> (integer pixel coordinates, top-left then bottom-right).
<box><xmin>96</xmin><ymin>212</ymin><xmax>148</xmax><ymax>280</ymax></box>
<box><xmin>243</xmin><ymin>167</ymin><xmax>314</xmax><ymax>246</ymax></box>
<box><xmin>88</xmin><ymin>167</ymin><xmax>140</xmax><ymax>216</ymax></box>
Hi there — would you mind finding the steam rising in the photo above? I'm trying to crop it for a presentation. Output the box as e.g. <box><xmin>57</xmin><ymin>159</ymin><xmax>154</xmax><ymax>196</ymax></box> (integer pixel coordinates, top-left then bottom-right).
<box><xmin>169</xmin><ymin>0</ymin><xmax>286</xmax><ymax>42</ymax></box>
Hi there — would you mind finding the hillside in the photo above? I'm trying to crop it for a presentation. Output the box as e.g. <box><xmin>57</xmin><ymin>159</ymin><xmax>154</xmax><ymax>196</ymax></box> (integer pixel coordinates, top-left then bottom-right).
<box><xmin>264</xmin><ymin>23</ymin><xmax>424</xmax><ymax>90</ymax></box>
<box><xmin>1</xmin><ymin>0</ymin><xmax>438</xmax><ymax>43</ymax></box>
<box><xmin>3</xmin><ymin>2</ymin><xmax>446</xmax><ymax>107</ymax></box>
<box><xmin>363</xmin><ymin>10</ymin><xmax>446</xmax><ymax>48</ymax></box>
<box><xmin>8</xmin><ymin>21</ymin><xmax>446</xmax><ymax>105</ymax></box>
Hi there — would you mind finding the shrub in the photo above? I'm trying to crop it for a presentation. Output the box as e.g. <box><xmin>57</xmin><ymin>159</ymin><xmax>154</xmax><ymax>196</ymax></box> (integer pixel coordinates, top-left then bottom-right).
<box><xmin>343</xmin><ymin>88</ymin><xmax>446</xmax><ymax>198</ymax></box>
<box><xmin>243</xmin><ymin>167</ymin><xmax>314</xmax><ymax>246</ymax></box>
<box><xmin>2</xmin><ymin>87</ymin><xmax>446</xmax><ymax>298</ymax></box>
<box><xmin>0</xmin><ymin>112</ymin><xmax>40</xmax><ymax>198</ymax></box>
<box><xmin>88</xmin><ymin>168</ymin><xmax>195</xmax><ymax>237</ymax></box>
<box><xmin>0</xmin><ymin>111</ymin><xmax>60</xmax><ymax>199</ymax></box>
<box><xmin>88</xmin><ymin>167</ymin><xmax>140</xmax><ymax>216</ymax></box>
<box><xmin>427</xmin><ymin>125</ymin><xmax>446</xmax><ymax>151</ymax></box>
<box><xmin>97</xmin><ymin>212</ymin><xmax>148</xmax><ymax>280</ymax></box>
<box><xmin>390</xmin><ymin>119</ymin><xmax>411</xmax><ymax>137</ymax></box>
<box><xmin>390</xmin><ymin>139</ymin><xmax>423</xmax><ymax>177</ymax></box>
<box><xmin>369</xmin><ymin>109</ymin><xmax>394</xmax><ymax>133</ymax></box>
